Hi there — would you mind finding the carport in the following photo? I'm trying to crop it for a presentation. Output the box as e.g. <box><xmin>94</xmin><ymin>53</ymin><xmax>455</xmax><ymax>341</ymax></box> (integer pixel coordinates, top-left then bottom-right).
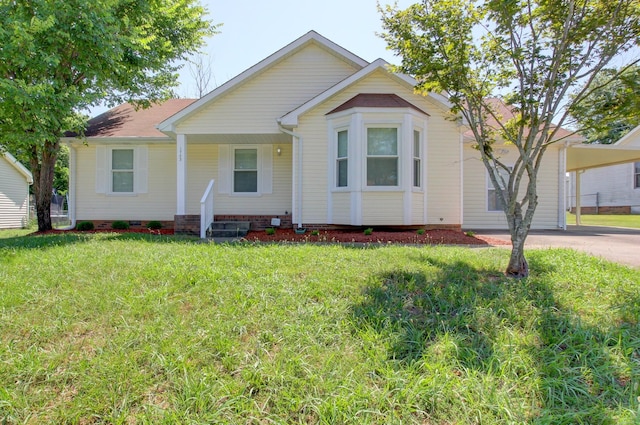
<box><xmin>567</xmin><ymin>124</ymin><xmax>640</xmax><ymax>225</ymax></box>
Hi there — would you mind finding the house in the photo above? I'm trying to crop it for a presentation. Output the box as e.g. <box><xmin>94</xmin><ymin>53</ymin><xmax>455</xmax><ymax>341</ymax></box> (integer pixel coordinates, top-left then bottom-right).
<box><xmin>0</xmin><ymin>150</ymin><xmax>33</xmax><ymax>229</ymax></box>
<box><xmin>567</xmin><ymin>125</ymin><xmax>640</xmax><ymax>215</ymax></box>
<box><xmin>62</xmin><ymin>31</ymin><xmax>639</xmax><ymax>236</ymax></box>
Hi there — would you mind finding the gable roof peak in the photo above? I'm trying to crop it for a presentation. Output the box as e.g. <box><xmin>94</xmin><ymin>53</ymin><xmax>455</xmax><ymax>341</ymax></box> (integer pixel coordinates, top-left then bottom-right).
<box><xmin>157</xmin><ymin>30</ymin><xmax>369</xmax><ymax>134</ymax></box>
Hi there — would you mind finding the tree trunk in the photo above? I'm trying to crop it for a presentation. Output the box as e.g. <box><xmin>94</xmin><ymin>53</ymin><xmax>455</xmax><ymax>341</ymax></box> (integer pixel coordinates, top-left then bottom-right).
<box><xmin>506</xmin><ymin>231</ymin><xmax>529</xmax><ymax>278</ymax></box>
<box><xmin>30</xmin><ymin>140</ymin><xmax>59</xmax><ymax>232</ymax></box>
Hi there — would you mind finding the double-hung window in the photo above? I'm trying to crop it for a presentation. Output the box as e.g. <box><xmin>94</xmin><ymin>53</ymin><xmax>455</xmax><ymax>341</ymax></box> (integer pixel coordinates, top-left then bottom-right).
<box><xmin>367</xmin><ymin>127</ymin><xmax>398</xmax><ymax>186</ymax></box>
<box><xmin>487</xmin><ymin>166</ymin><xmax>511</xmax><ymax>211</ymax></box>
<box><xmin>413</xmin><ymin>130</ymin><xmax>421</xmax><ymax>188</ymax></box>
<box><xmin>336</xmin><ymin>130</ymin><xmax>348</xmax><ymax>187</ymax></box>
<box><xmin>234</xmin><ymin>148</ymin><xmax>258</xmax><ymax>193</ymax></box>
<box><xmin>111</xmin><ymin>149</ymin><xmax>134</xmax><ymax>193</ymax></box>
<box><xmin>635</xmin><ymin>162</ymin><xmax>640</xmax><ymax>189</ymax></box>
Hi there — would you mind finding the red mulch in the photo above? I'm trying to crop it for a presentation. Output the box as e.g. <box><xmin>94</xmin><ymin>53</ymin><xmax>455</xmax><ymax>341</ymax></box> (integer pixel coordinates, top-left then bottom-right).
<box><xmin>245</xmin><ymin>228</ymin><xmax>509</xmax><ymax>246</ymax></box>
<box><xmin>32</xmin><ymin>227</ymin><xmax>509</xmax><ymax>246</ymax></box>
<box><xmin>33</xmin><ymin>228</ymin><xmax>175</xmax><ymax>236</ymax></box>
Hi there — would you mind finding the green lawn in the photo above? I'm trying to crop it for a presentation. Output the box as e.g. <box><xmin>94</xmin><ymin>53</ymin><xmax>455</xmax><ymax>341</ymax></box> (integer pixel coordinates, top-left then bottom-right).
<box><xmin>567</xmin><ymin>212</ymin><xmax>640</xmax><ymax>229</ymax></box>
<box><xmin>1</xmin><ymin>231</ymin><xmax>639</xmax><ymax>424</ymax></box>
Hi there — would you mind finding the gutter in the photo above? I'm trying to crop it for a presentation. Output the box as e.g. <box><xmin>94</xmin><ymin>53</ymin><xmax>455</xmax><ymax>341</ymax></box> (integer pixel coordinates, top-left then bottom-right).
<box><xmin>277</xmin><ymin>123</ymin><xmax>303</xmax><ymax>228</ymax></box>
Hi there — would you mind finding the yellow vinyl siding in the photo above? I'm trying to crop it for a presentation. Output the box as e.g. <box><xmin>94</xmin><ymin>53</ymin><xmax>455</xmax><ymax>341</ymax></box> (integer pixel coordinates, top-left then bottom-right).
<box><xmin>186</xmin><ymin>144</ymin><xmax>292</xmax><ymax>215</ymax></box>
<box><xmin>362</xmin><ymin>192</ymin><xmax>405</xmax><ymax>225</ymax></box>
<box><xmin>0</xmin><ymin>158</ymin><xmax>30</xmax><ymax>228</ymax></box>
<box><xmin>462</xmin><ymin>144</ymin><xmax>560</xmax><ymax>229</ymax></box>
<box><xmin>75</xmin><ymin>143</ymin><xmax>176</xmax><ymax>220</ymax></box>
<box><xmin>412</xmin><ymin>192</ymin><xmax>425</xmax><ymax>224</ymax></box>
<box><xmin>331</xmin><ymin>192</ymin><xmax>351</xmax><ymax>224</ymax></box>
<box><xmin>176</xmin><ymin>43</ymin><xmax>360</xmax><ymax>135</ymax></box>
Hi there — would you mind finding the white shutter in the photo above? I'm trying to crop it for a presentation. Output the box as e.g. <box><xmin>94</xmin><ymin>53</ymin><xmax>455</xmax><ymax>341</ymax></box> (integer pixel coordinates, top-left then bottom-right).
<box><xmin>217</xmin><ymin>145</ymin><xmax>230</xmax><ymax>194</ymax></box>
<box><xmin>261</xmin><ymin>145</ymin><xmax>273</xmax><ymax>194</ymax></box>
<box><xmin>95</xmin><ymin>146</ymin><xmax>107</xmax><ymax>193</ymax></box>
<box><xmin>135</xmin><ymin>146</ymin><xmax>148</xmax><ymax>193</ymax></box>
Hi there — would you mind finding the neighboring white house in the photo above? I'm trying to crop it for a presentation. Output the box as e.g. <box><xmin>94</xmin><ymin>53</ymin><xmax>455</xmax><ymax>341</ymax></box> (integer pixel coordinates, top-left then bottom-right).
<box><xmin>62</xmin><ymin>31</ymin><xmax>636</xmax><ymax>236</ymax></box>
<box><xmin>0</xmin><ymin>150</ymin><xmax>33</xmax><ymax>229</ymax></box>
<box><xmin>567</xmin><ymin>126</ymin><xmax>640</xmax><ymax>214</ymax></box>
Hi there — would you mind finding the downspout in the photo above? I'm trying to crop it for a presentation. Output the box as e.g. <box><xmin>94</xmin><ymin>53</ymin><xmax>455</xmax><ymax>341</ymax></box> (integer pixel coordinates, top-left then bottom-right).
<box><xmin>59</xmin><ymin>142</ymin><xmax>77</xmax><ymax>230</ymax></box>
<box><xmin>278</xmin><ymin>124</ymin><xmax>303</xmax><ymax>228</ymax></box>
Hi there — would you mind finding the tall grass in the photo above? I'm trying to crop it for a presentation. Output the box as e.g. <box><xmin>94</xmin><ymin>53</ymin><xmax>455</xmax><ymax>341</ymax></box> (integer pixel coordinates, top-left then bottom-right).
<box><xmin>1</xmin><ymin>232</ymin><xmax>638</xmax><ymax>424</ymax></box>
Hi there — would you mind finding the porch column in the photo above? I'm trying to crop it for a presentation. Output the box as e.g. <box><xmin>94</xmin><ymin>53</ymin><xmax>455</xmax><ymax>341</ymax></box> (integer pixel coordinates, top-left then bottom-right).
<box><xmin>177</xmin><ymin>134</ymin><xmax>187</xmax><ymax>215</ymax></box>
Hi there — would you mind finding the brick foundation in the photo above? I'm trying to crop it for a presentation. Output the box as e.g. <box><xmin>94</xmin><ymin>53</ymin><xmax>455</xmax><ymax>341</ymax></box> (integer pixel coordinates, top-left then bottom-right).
<box><xmin>215</xmin><ymin>214</ymin><xmax>293</xmax><ymax>230</ymax></box>
<box><xmin>174</xmin><ymin>215</ymin><xmax>201</xmax><ymax>235</ymax></box>
<box><xmin>569</xmin><ymin>206</ymin><xmax>631</xmax><ymax>215</ymax></box>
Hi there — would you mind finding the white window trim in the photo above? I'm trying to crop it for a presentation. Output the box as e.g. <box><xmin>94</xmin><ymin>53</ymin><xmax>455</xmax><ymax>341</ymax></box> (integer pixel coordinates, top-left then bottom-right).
<box><xmin>333</xmin><ymin>127</ymin><xmax>350</xmax><ymax>191</ymax></box>
<box><xmin>95</xmin><ymin>146</ymin><xmax>148</xmax><ymax>196</ymax></box>
<box><xmin>412</xmin><ymin>128</ymin><xmax>424</xmax><ymax>192</ymax></box>
<box><xmin>231</xmin><ymin>145</ymin><xmax>262</xmax><ymax>196</ymax></box>
<box><xmin>109</xmin><ymin>148</ymin><xmax>135</xmax><ymax>195</ymax></box>
<box><xmin>487</xmin><ymin>166</ymin><xmax>512</xmax><ymax>212</ymax></box>
<box><xmin>634</xmin><ymin>161</ymin><xmax>640</xmax><ymax>190</ymax></box>
<box><xmin>364</xmin><ymin>125</ymin><xmax>401</xmax><ymax>191</ymax></box>
<box><xmin>217</xmin><ymin>144</ymin><xmax>272</xmax><ymax>196</ymax></box>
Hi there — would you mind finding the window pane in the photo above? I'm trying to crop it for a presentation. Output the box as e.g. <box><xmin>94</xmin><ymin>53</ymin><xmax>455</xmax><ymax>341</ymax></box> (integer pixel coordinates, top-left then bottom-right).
<box><xmin>367</xmin><ymin>128</ymin><xmax>397</xmax><ymax>155</ymax></box>
<box><xmin>337</xmin><ymin>130</ymin><xmax>348</xmax><ymax>158</ymax></box>
<box><xmin>113</xmin><ymin>171</ymin><xmax>134</xmax><ymax>192</ymax></box>
<box><xmin>112</xmin><ymin>149</ymin><xmax>133</xmax><ymax>170</ymax></box>
<box><xmin>414</xmin><ymin>130</ymin><xmax>420</xmax><ymax>157</ymax></box>
<box><xmin>337</xmin><ymin>159</ymin><xmax>348</xmax><ymax>187</ymax></box>
<box><xmin>413</xmin><ymin>159</ymin><xmax>421</xmax><ymax>187</ymax></box>
<box><xmin>488</xmin><ymin>189</ymin><xmax>505</xmax><ymax>211</ymax></box>
<box><xmin>234</xmin><ymin>171</ymin><xmax>258</xmax><ymax>192</ymax></box>
<box><xmin>367</xmin><ymin>157</ymin><xmax>398</xmax><ymax>186</ymax></box>
<box><xmin>235</xmin><ymin>149</ymin><xmax>257</xmax><ymax>170</ymax></box>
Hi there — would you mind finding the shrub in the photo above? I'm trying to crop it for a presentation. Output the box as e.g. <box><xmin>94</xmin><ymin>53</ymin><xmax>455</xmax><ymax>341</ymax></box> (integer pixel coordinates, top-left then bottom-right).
<box><xmin>364</xmin><ymin>227</ymin><xmax>373</xmax><ymax>236</ymax></box>
<box><xmin>465</xmin><ymin>230</ymin><xmax>475</xmax><ymax>237</ymax></box>
<box><xmin>111</xmin><ymin>220</ymin><xmax>130</xmax><ymax>230</ymax></box>
<box><xmin>146</xmin><ymin>221</ymin><xmax>163</xmax><ymax>230</ymax></box>
<box><xmin>76</xmin><ymin>221</ymin><xmax>94</xmax><ymax>231</ymax></box>
<box><xmin>416</xmin><ymin>228</ymin><xmax>425</xmax><ymax>235</ymax></box>
<box><xmin>311</xmin><ymin>229</ymin><xmax>320</xmax><ymax>236</ymax></box>
<box><xmin>265</xmin><ymin>227</ymin><xmax>276</xmax><ymax>235</ymax></box>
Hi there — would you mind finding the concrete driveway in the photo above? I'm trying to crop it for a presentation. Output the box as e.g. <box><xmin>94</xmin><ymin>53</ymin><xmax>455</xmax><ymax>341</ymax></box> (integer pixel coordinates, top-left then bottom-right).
<box><xmin>473</xmin><ymin>225</ymin><xmax>640</xmax><ymax>268</ymax></box>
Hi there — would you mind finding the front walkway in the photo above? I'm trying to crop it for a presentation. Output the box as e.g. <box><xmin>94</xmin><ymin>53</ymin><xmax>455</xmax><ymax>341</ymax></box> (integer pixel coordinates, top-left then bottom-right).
<box><xmin>472</xmin><ymin>225</ymin><xmax>640</xmax><ymax>268</ymax></box>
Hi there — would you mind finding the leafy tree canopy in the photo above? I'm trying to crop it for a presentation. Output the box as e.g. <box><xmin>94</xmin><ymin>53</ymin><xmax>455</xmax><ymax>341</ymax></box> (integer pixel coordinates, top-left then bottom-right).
<box><xmin>0</xmin><ymin>0</ymin><xmax>217</xmax><ymax>230</ymax></box>
<box><xmin>381</xmin><ymin>0</ymin><xmax>639</xmax><ymax>276</ymax></box>
<box><xmin>569</xmin><ymin>65</ymin><xmax>640</xmax><ymax>144</ymax></box>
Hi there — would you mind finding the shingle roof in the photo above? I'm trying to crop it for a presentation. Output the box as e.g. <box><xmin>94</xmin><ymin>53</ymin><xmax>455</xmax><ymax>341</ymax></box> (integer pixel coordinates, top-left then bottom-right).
<box><xmin>74</xmin><ymin>99</ymin><xmax>197</xmax><ymax>138</ymax></box>
<box><xmin>327</xmin><ymin>93</ymin><xmax>429</xmax><ymax>116</ymax></box>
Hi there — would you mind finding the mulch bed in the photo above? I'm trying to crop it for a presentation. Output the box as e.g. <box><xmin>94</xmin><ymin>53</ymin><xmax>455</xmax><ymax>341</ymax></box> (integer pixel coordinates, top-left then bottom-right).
<box><xmin>33</xmin><ymin>228</ymin><xmax>509</xmax><ymax>246</ymax></box>
<box><xmin>245</xmin><ymin>228</ymin><xmax>509</xmax><ymax>246</ymax></box>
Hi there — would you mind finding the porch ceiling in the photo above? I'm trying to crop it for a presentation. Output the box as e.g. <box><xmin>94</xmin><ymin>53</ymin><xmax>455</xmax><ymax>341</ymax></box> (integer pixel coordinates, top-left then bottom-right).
<box><xmin>184</xmin><ymin>133</ymin><xmax>292</xmax><ymax>144</ymax></box>
<box><xmin>567</xmin><ymin>144</ymin><xmax>640</xmax><ymax>171</ymax></box>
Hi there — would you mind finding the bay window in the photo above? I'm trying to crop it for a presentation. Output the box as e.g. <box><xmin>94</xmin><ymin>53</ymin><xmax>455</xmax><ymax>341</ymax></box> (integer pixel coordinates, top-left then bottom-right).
<box><xmin>367</xmin><ymin>127</ymin><xmax>398</xmax><ymax>186</ymax></box>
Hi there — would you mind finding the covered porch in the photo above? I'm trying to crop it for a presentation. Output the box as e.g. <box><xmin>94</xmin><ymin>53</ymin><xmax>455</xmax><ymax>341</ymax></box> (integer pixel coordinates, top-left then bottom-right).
<box><xmin>172</xmin><ymin>133</ymin><xmax>296</xmax><ymax>237</ymax></box>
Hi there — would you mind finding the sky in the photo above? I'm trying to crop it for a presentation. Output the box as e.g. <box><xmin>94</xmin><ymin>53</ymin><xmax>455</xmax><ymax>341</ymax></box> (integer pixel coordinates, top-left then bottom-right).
<box><xmin>177</xmin><ymin>0</ymin><xmax>412</xmax><ymax>99</ymax></box>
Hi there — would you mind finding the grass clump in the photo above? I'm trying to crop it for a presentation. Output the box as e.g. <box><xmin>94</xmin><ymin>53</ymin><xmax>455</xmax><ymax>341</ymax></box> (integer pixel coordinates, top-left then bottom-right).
<box><xmin>416</xmin><ymin>228</ymin><xmax>425</xmax><ymax>235</ymax></box>
<box><xmin>0</xmin><ymin>232</ymin><xmax>638</xmax><ymax>424</ymax></box>
<box><xmin>265</xmin><ymin>227</ymin><xmax>276</xmax><ymax>235</ymax></box>
<box><xmin>75</xmin><ymin>221</ymin><xmax>94</xmax><ymax>231</ymax></box>
<box><xmin>363</xmin><ymin>227</ymin><xmax>373</xmax><ymax>236</ymax></box>
<box><xmin>111</xmin><ymin>220</ymin><xmax>129</xmax><ymax>230</ymax></box>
